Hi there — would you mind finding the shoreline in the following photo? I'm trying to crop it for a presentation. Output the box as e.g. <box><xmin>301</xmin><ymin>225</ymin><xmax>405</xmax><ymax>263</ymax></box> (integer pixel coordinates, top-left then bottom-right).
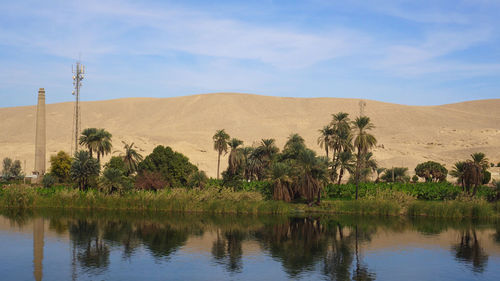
<box><xmin>1</xmin><ymin>185</ymin><xmax>499</xmax><ymax>219</ymax></box>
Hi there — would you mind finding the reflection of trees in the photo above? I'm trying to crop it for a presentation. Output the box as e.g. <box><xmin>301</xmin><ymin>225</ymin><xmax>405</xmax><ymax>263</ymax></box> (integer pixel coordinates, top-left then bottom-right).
<box><xmin>452</xmin><ymin>229</ymin><xmax>488</xmax><ymax>272</ymax></box>
<box><xmin>255</xmin><ymin>217</ymin><xmax>375</xmax><ymax>280</ymax></box>
<box><xmin>211</xmin><ymin>229</ymin><xmax>245</xmax><ymax>272</ymax></box>
<box><xmin>69</xmin><ymin>220</ymin><xmax>110</xmax><ymax>274</ymax></box>
<box><xmin>256</xmin><ymin>217</ymin><xmax>329</xmax><ymax>277</ymax></box>
<box><xmin>135</xmin><ymin>223</ymin><xmax>189</xmax><ymax>260</ymax></box>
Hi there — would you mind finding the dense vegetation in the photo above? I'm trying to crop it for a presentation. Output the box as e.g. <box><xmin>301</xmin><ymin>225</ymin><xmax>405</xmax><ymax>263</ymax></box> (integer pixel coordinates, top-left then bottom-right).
<box><xmin>1</xmin><ymin>112</ymin><xmax>499</xmax><ymax>218</ymax></box>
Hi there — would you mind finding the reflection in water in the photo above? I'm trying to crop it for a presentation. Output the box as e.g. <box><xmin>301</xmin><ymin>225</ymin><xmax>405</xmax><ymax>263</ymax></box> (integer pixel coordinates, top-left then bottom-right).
<box><xmin>452</xmin><ymin>229</ymin><xmax>488</xmax><ymax>272</ymax></box>
<box><xmin>212</xmin><ymin>229</ymin><xmax>245</xmax><ymax>272</ymax></box>
<box><xmin>1</xmin><ymin>210</ymin><xmax>499</xmax><ymax>280</ymax></box>
<box><xmin>33</xmin><ymin>218</ymin><xmax>44</xmax><ymax>281</ymax></box>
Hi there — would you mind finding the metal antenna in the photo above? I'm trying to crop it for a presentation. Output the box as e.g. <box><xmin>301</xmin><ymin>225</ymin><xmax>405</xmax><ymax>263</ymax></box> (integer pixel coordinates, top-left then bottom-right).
<box><xmin>71</xmin><ymin>60</ymin><xmax>85</xmax><ymax>154</ymax></box>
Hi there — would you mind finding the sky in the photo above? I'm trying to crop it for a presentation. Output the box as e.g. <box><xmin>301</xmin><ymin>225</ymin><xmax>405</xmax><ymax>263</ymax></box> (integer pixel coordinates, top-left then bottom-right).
<box><xmin>0</xmin><ymin>0</ymin><xmax>499</xmax><ymax>107</ymax></box>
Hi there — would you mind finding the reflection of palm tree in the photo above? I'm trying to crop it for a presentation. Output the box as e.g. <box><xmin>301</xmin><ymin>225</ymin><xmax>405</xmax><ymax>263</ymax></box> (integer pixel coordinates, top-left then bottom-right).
<box><xmin>69</xmin><ymin>220</ymin><xmax>110</xmax><ymax>274</ymax></box>
<box><xmin>211</xmin><ymin>229</ymin><xmax>245</xmax><ymax>273</ymax></box>
<box><xmin>453</xmin><ymin>229</ymin><xmax>488</xmax><ymax>272</ymax></box>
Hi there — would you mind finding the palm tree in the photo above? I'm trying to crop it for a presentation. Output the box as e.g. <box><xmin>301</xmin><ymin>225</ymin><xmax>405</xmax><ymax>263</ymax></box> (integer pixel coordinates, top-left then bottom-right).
<box><xmin>297</xmin><ymin>149</ymin><xmax>328</xmax><ymax>205</ymax></box>
<box><xmin>361</xmin><ymin>152</ymin><xmax>378</xmax><ymax>182</ymax></box>
<box><xmin>79</xmin><ymin>128</ymin><xmax>98</xmax><ymax>157</ymax></box>
<box><xmin>450</xmin><ymin>161</ymin><xmax>466</xmax><ymax>190</ymax></box>
<box><xmin>317</xmin><ymin>125</ymin><xmax>334</xmax><ymax>159</ymax></box>
<box><xmin>471</xmin><ymin>152</ymin><xmax>489</xmax><ymax>170</ymax></box>
<box><xmin>119</xmin><ymin>141</ymin><xmax>143</xmax><ymax>176</ymax></box>
<box><xmin>271</xmin><ymin>162</ymin><xmax>294</xmax><ymax>202</ymax></box>
<box><xmin>375</xmin><ymin>167</ymin><xmax>386</xmax><ymax>183</ymax></box>
<box><xmin>213</xmin><ymin>129</ymin><xmax>230</xmax><ymax>179</ymax></box>
<box><xmin>94</xmin><ymin>129</ymin><xmax>113</xmax><ymax>163</ymax></box>
<box><xmin>227</xmin><ymin>138</ymin><xmax>244</xmax><ymax>175</ymax></box>
<box><xmin>463</xmin><ymin>161</ymin><xmax>482</xmax><ymax>195</ymax></box>
<box><xmin>70</xmin><ymin>150</ymin><xmax>100</xmax><ymax>190</ymax></box>
<box><xmin>337</xmin><ymin>151</ymin><xmax>355</xmax><ymax>185</ymax></box>
<box><xmin>352</xmin><ymin>116</ymin><xmax>377</xmax><ymax>200</ymax></box>
<box><xmin>241</xmin><ymin>147</ymin><xmax>254</xmax><ymax>181</ymax></box>
<box><xmin>330</xmin><ymin>112</ymin><xmax>351</xmax><ymax>161</ymax></box>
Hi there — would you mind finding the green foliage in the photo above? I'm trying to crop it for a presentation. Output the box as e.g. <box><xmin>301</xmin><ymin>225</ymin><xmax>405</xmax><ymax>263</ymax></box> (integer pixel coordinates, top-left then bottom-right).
<box><xmin>49</xmin><ymin>151</ymin><xmax>72</xmax><ymax>182</ymax></box>
<box><xmin>138</xmin><ymin>145</ymin><xmax>198</xmax><ymax>188</ymax></box>
<box><xmin>497</xmin><ymin>162</ymin><xmax>500</xmax><ymax>167</ymax></box>
<box><xmin>105</xmin><ymin>156</ymin><xmax>127</xmax><ymax>174</ymax></box>
<box><xmin>188</xmin><ymin>170</ymin><xmax>208</xmax><ymax>189</ymax></box>
<box><xmin>2</xmin><ymin>157</ymin><xmax>23</xmax><ymax>180</ymax></box>
<box><xmin>42</xmin><ymin>173</ymin><xmax>56</xmax><ymax>188</ymax></box>
<box><xmin>482</xmin><ymin>170</ymin><xmax>491</xmax><ymax>185</ymax></box>
<box><xmin>325</xmin><ymin>182</ymin><xmax>495</xmax><ymax>201</ymax></box>
<box><xmin>411</xmin><ymin>175</ymin><xmax>419</xmax><ymax>183</ymax></box>
<box><xmin>99</xmin><ymin>167</ymin><xmax>132</xmax><ymax>194</ymax></box>
<box><xmin>415</xmin><ymin>161</ymin><xmax>448</xmax><ymax>182</ymax></box>
<box><xmin>70</xmin><ymin>150</ymin><xmax>100</xmax><ymax>190</ymax></box>
<box><xmin>380</xmin><ymin>167</ymin><xmax>409</xmax><ymax>183</ymax></box>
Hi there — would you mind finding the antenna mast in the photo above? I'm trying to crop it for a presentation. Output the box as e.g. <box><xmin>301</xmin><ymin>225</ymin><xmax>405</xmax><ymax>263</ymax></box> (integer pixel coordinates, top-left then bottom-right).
<box><xmin>71</xmin><ymin>61</ymin><xmax>85</xmax><ymax>154</ymax></box>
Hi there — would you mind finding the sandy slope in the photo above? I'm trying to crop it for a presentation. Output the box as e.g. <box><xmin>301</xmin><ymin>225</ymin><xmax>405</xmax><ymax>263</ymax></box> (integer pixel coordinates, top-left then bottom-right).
<box><xmin>1</xmin><ymin>93</ymin><xmax>499</xmax><ymax>180</ymax></box>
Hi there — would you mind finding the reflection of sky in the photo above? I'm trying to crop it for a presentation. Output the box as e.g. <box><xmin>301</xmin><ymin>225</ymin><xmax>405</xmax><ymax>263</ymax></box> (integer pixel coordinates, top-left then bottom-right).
<box><xmin>364</xmin><ymin>248</ymin><xmax>499</xmax><ymax>281</ymax></box>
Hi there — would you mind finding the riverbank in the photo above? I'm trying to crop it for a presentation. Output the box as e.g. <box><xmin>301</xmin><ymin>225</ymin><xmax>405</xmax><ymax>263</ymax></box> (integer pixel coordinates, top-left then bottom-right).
<box><xmin>1</xmin><ymin>185</ymin><xmax>499</xmax><ymax>219</ymax></box>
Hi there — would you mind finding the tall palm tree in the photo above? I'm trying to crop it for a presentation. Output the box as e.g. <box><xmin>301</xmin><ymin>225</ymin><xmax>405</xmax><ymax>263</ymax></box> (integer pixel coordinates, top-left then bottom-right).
<box><xmin>352</xmin><ymin>116</ymin><xmax>377</xmax><ymax>200</ymax></box>
<box><xmin>227</xmin><ymin>138</ymin><xmax>244</xmax><ymax>175</ymax></box>
<box><xmin>94</xmin><ymin>129</ymin><xmax>113</xmax><ymax>163</ymax></box>
<box><xmin>119</xmin><ymin>141</ymin><xmax>143</xmax><ymax>176</ymax></box>
<box><xmin>330</xmin><ymin>112</ymin><xmax>351</xmax><ymax>161</ymax></box>
<box><xmin>317</xmin><ymin>125</ymin><xmax>334</xmax><ymax>159</ymax></box>
<box><xmin>213</xmin><ymin>129</ymin><xmax>230</xmax><ymax>179</ymax></box>
<box><xmin>79</xmin><ymin>128</ymin><xmax>98</xmax><ymax>157</ymax></box>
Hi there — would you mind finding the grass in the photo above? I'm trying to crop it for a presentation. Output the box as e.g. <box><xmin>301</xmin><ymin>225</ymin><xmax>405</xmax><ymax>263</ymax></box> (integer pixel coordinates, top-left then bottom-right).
<box><xmin>0</xmin><ymin>184</ymin><xmax>499</xmax><ymax>218</ymax></box>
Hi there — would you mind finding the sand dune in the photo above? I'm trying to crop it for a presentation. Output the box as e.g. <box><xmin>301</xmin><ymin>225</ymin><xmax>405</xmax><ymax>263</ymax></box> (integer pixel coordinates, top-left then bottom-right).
<box><xmin>1</xmin><ymin>93</ymin><xmax>499</xmax><ymax>180</ymax></box>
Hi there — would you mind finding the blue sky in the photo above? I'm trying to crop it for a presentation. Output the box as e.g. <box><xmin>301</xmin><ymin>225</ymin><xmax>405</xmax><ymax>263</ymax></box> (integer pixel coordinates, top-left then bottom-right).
<box><xmin>1</xmin><ymin>0</ymin><xmax>499</xmax><ymax>107</ymax></box>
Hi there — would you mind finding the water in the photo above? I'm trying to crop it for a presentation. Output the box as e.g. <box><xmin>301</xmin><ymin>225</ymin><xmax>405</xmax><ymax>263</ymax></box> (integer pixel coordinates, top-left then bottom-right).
<box><xmin>1</xmin><ymin>210</ymin><xmax>499</xmax><ymax>281</ymax></box>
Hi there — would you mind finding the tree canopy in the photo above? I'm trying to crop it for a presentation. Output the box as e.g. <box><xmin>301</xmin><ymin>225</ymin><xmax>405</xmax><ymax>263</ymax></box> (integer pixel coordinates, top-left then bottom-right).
<box><xmin>138</xmin><ymin>145</ymin><xmax>198</xmax><ymax>188</ymax></box>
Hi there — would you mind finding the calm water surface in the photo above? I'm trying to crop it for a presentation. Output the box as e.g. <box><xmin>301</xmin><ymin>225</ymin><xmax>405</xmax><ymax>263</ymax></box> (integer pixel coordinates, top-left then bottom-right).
<box><xmin>1</xmin><ymin>210</ymin><xmax>499</xmax><ymax>281</ymax></box>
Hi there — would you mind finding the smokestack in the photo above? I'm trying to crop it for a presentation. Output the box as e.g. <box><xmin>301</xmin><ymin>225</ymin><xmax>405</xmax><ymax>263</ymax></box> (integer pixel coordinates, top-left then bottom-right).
<box><xmin>34</xmin><ymin>88</ymin><xmax>46</xmax><ymax>175</ymax></box>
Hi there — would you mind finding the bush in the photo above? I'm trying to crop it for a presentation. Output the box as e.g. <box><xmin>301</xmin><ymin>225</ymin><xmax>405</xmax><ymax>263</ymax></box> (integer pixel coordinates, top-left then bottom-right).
<box><xmin>411</xmin><ymin>175</ymin><xmax>419</xmax><ymax>183</ymax></box>
<box><xmin>415</xmin><ymin>161</ymin><xmax>448</xmax><ymax>182</ymax></box>
<box><xmin>42</xmin><ymin>174</ymin><xmax>56</xmax><ymax>188</ymax></box>
<box><xmin>2</xmin><ymin>158</ymin><xmax>23</xmax><ymax>180</ymax></box>
<box><xmin>99</xmin><ymin>167</ymin><xmax>132</xmax><ymax>194</ymax></box>
<box><xmin>49</xmin><ymin>151</ymin><xmax>72</xmax><ymax>182</ymax></box>
<box><xmin>138</xmin><ymin>145</ymin><xmax>197</xmax><ymax>187</ymax></box>
<box><xmin>188</xmin><ymin>170</ymin><xmax>208</xmax><ymax>189</ymax></box>
<box><xmin>135</xmin><ymin>171</ymin><xmax>169</xmax><ymax>191</ymax></box>
<box><xmin>482</xmin><ymin>170</ymin><xmax>491</xmax><ymax>185</ymax></box>
<box><xmin>104</xmin><ymin>156</ymin><xmax>127</xmax><ymax>174</ymax></box>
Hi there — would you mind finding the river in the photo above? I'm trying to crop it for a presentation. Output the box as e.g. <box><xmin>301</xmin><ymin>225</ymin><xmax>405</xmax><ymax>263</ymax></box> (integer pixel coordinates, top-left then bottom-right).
<box><xmin>0</xmin><ymin>210</ymin><xmax>499</xmax><ymax>280</ymax></box>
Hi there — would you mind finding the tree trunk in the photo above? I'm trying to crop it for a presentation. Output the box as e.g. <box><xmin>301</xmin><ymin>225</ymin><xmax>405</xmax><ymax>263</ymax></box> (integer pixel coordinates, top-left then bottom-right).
<box><xmin>217</xmin><ymin>151</ymin><xmax>221</xmax><ymax>180</ymax></box>
<box><xmin>337</xmin><ymin>168</ymin><xmax>344</xmax><ymax>185</ymax></box>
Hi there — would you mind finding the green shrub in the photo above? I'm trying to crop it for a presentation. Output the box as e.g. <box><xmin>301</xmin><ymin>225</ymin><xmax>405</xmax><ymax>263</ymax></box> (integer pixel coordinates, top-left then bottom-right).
<box><xmin>137</xmin><ymin>145</ymin><xmax>197</xmax><ymax>187</ymax></box>
<box><xmin>42</xmin><ymin>174</ymin><xmax>56</xmax><ymax>188</ymax></box>
<box><xmin>482</xmin><ymin>170</ymin><xmax>491</xmax><ymax>185</ymax></box>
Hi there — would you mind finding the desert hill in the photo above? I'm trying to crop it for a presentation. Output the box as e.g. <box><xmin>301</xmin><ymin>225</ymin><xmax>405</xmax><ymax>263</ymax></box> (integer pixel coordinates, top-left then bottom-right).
<box><xmin>1</xmin><ymin>93</ymin><xmax>499</xmax><ymax>180</ymax></box>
